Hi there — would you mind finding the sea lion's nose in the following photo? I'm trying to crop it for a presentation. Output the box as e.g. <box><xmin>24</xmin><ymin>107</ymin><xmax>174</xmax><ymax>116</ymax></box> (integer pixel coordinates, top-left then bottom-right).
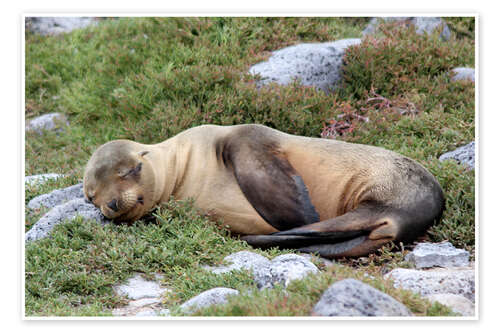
<box><xmin>107</xmin><ymin>199</ymin><xmax>119</xmax><ymax>212</ymax></box>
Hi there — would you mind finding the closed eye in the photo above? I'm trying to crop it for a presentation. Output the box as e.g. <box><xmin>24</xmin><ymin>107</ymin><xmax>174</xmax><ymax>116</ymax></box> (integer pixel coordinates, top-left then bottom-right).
<box><xmin>121</xmin><ymin>169</ymin><xmax>134</xmax><ymax>178</ymax></box>
<box><xmin>120</xmin><ymin>163</ymin><xmax>142</xmax><ymax>178</ymax></box>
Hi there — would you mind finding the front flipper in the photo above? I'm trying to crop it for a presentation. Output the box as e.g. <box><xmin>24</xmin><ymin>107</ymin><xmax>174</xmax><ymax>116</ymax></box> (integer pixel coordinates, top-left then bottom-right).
<box><xmin>222</xmin><ymin>131</ymin><xmax>320</xmax><ymax>231</ymax></box>
<box><xmin>241</xmin><ymin>202</ymin><xmax>400</xmax><ymax>258</ymax></box>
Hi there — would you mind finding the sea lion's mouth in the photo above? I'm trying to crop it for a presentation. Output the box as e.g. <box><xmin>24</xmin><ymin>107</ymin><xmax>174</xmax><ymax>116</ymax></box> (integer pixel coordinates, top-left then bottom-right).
<box><xmin>103</xmin><ymin>196</ymin><xmax>147</xmax><ymax>222</ymax></box>
<box><xmin>100</xmin><ymin>206</ymin><xmax>121</xmax><ymax>220</ymax></box>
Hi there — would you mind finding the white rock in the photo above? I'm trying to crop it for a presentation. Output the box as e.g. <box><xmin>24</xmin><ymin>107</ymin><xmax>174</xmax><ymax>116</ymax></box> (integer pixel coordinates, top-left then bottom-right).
<box><xmin>27</xmin><ymin>183</ymin><xmax>84</xmax><ymax>210</ymax></box>
<box><xmin>26</xmin><ymin>112</ymin><xmax>69</xmax><ymax>134</ymax></box>
<box><xmin>262</xmin><ymin>253</ymin><xmax>320</xmax><ymax>289</ymax></box>
<box><xmin>128</xmin><ymin>298</ymin><xmax>161</xmax><ymax>307</ymax></box>
<box><xmin>425</xmin><ymin>293</ymin><xmax>475</xmax><ymax>316</ymax></box>
<box><xmin>158</xmin><ymin>309</ymin><xmax>171</xmax><ymax>316</ymax></box>
<box><xmin>405</xmin><ymin>242</ymin><xmax>470</xmax><ymax>268</ymax></box>
<box><xmin>180</xmin><ymin>287</ymin><xmax>239</xmax><ymax>314</ymax></box>
<box><xmin>112</xmin><ymin>297</ymin><xmax>166</xmax><ymax>317</ymax></box>
<box><xmin>26</xmin><ymin>17</ymin><xmax>97</xmax><ymax>35</ymax></box>
<box><xmin>385</xmin><ymin>267</ymin><xmax>475</xmax><ymax>301</ymax></box>
<box><xmin>25</xmin><ymin>173</ymin><xmax>64</xmax><ymax>186</ymax></box>
<box><xmin>114</xmin><ymin>274</ymin><xmax>168</xmax><ymax>300</ymax></box>
<box><xmin>111</xmin><ymin>308</ymin><xmax>130</xmax><ymax>316</ymax></box>
<box><xmin>25</xmin><ymin>198</ymin><xmax>106</xmax><ymax>242</ymax></box>
<box><xmin>451</xmin><ymin>67</ymin><xmax>475</xmax><ymax>82</ymax></box>
<box><xmin>134</xmin><ymin>309</ymin><xmax>157</xmax><ymax>317</ymax></box>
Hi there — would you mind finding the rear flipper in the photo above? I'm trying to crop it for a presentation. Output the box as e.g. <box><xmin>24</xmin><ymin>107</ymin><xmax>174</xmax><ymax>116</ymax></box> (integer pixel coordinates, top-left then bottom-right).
<box><xmin>241</xmin><ymin>202</ymin><xmax>402</xmax><ymax>258</ymax></box>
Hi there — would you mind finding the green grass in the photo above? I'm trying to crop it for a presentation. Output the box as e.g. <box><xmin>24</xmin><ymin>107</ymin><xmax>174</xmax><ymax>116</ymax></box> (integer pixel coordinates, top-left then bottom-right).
<box><xmin>25</xmin><ymin>17</ymin><xmax>474</xmax><ymax>316</ymax></box>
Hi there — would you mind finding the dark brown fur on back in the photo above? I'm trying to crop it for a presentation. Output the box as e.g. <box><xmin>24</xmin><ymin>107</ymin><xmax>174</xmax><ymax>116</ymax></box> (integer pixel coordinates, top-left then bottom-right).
<box><xmin>219</xmin><ymin>126</ymin><xmax>320</xmax><ymax>231</ymax></box>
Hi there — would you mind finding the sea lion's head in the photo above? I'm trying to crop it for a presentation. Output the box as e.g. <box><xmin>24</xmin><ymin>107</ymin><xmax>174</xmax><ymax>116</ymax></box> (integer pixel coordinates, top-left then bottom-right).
<box><xmin>83</xmin><ymin>140</ymin><xmax>156</xmax><ymax>222</ymax></box>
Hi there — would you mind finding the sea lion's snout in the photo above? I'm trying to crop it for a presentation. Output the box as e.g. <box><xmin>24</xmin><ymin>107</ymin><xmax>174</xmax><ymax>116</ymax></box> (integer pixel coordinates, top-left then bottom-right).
<box><xmin>107</xmin><ymin>199</ymin><xmax>119</xmax><ymax>212</ymax></box>
<box><xmin>98</xmin><ymin>190</ymin><xmax>140</xmax><ymax>219</ymax></box>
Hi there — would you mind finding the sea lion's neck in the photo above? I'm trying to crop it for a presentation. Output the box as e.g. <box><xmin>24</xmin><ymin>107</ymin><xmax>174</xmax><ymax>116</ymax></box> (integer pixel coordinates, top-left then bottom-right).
<box><xmin>151</xmin><ymin>137</ymin><xmax>190</xmax><ymax>203</ymax></box>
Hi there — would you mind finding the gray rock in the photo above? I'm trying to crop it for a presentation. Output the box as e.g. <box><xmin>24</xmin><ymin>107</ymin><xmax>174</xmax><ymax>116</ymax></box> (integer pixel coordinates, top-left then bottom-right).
<box><xmin>425</xmin><ymin>293</ymin><xmax>475</xmax><ymax>316</ymax></box>
<box><xmin>114</xmin><ymin>274</ymin><xmax>168</xmax><ymax>300</ymax></box>
<box><xmin>451</xmin><ymin>67</ymin><xmax>475</xmax><ymax>82</ymax></box>
<box><xmin>27</xmin><ymin>183</ymin><xmax>84</xmax><ymax>210</ymax></box>
<box><xmin>439</xmin><ymin>141</ymin><xmax>475</xmax><ymax>169</ymax></box>
<box><xmin>363</xmin><ymin>17</ymin><xmax>451</xmax><ymax>41</ymax></box>
<box><xmin>26</xmin><ymin>112</ymin><xmax>69</xmax><ymax>135</ymax></box>
<box><xmin>204</xmin><ymin>251</ymin><xmax>319</xmax><ymax>289</ymax></box>
<box><xmin>25</xmin><ymin>173</ymin><xmax>64</xmax><ymax>186</ymax></box>
<box><xmin>26</xmin><ymin>17</ymin><xmax>97</xmax><ymax>35</ymax></box>
<box><xmin>25</xmin><ymin>198</ymin><xmax>106</xmax><ymax>242</ymax></box>
<box><xmin>260</xmin><ymin>254</ymin><xmax>320</xmax><ymax>289</ymax></box>
<box><xmin>405</xmin><ymin>242</ymin><xmax>470</xmax><ymax>268</ymax></box>
<box><xmin>384</xmin><ymin>267</ymin><xmax>475</xmax><ymax>302</ymax></box>
<box><xmin>180</xmin><ymin>287</ymin><xmax>239</xmax><ymax>314</ymax></box>
<box><xmin>249</xmin><ymin>39</ymin><xmax>362</xmax><ymax>93</ymax></box>
<box><xmin>412</xmin><ymin>17</ymin><xmax>451</xmax><ymax>40</ymax></box>
<box><xmin>312</xmin><ymin>279</ymin><xmax>411</xmax><ymax>316</ymax></box>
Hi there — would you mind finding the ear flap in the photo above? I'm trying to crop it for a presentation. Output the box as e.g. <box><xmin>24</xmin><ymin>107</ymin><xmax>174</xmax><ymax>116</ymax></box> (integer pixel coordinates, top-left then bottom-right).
<box><xmin>130</xmin><ymin>162</ymin><xmax>142</xmax><ymax>176</ymax></box>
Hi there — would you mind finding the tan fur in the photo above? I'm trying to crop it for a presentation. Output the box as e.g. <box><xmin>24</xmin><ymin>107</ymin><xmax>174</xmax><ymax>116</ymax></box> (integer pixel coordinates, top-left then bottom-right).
<box><xmin>282</xmin><ymin>136</ymin><xmax>400</xmax><ymax>219</ymax></box>
<box><xmin>84</xmin><ymin>124</ymin><xmax>441</xmax><ymax>240</ymax></box>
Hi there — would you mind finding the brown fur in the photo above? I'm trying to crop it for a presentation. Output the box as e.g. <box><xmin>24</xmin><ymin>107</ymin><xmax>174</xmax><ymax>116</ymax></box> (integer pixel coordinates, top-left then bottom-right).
<box><xmin>83</xmin><ymin>124</ymin><xmax>444</xmax><ymax>258</ymax></box>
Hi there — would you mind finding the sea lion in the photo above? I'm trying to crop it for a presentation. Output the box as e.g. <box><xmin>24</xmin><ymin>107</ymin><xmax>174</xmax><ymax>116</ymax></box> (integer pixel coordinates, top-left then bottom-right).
<box><xmin>83</xmin><ymin>124</ymin><xmax>445</xmax><ymax>258</ymax></box>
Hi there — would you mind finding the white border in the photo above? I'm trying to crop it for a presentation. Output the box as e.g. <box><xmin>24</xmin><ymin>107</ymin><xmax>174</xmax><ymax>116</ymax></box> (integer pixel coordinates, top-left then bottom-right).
<box><xmin>18</xmin><ymin>9</ymin><xmax>480</xmax><ymax>328</ymax></box>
